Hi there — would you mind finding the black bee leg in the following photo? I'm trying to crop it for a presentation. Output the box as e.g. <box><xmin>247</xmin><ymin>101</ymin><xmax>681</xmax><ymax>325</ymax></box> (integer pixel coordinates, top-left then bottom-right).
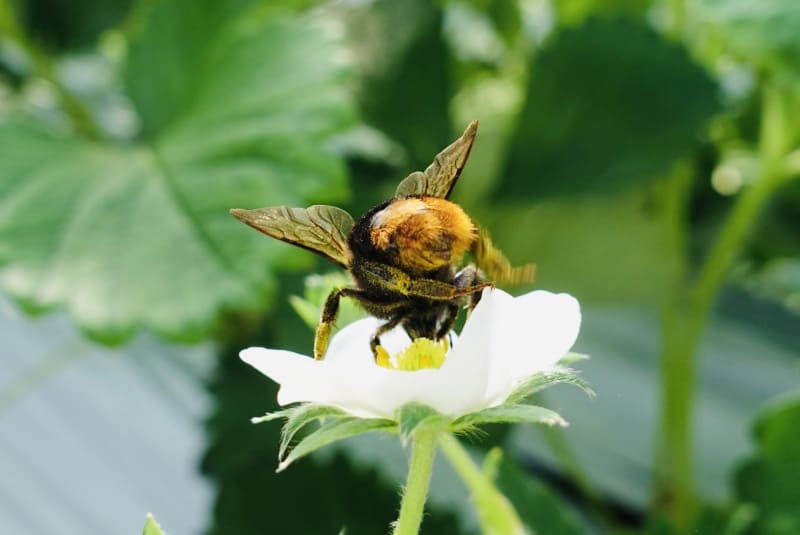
<box><xmin>369</xmin><ymin>315</ymin><xmax>405</xmax><ymax>361</ymax></box>
<box><xmin>434</xmin><ymin>304</ymin><xmax>459</xmax><ymax>341</ymax></box>
<box><xmin>315</xmin><ymin>287</ymin><xmax>363</xmax><ymax>360</ymax></box>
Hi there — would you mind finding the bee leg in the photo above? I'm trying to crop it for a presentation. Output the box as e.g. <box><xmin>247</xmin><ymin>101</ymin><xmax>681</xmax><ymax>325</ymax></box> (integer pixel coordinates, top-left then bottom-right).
<box><xmin>361</xmin><ymin>261</ymin><xmax>491</xmax><ymax>300</ymax></box>
<box><xmin>369</xmin><ymin>316</ymin><xmax>405</xmax><ymax>362</ymax></box>
<box><xmin>434</xmin><ymin>304</ymin><xmax>459</xmax><ymax>340</ymax></box>
<box><xmin>315</xmin><ymin>287</ymin><xmax>363</xmax><ymax>360</ymax></box>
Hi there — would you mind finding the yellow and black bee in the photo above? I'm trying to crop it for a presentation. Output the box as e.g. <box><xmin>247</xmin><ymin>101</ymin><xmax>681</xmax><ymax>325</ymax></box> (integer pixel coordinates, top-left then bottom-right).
<box><xmin>230</xmin><ymin>121</ymin><xmax>534</xmax><ymax>360</ymax></box>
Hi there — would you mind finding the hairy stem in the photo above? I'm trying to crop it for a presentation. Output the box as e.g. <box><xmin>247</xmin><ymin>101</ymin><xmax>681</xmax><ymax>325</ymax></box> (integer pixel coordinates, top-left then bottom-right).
<box><xmin>393</xmin><ymin>430</ymin><xmax>438</xmax><ymax>535</ymax></box>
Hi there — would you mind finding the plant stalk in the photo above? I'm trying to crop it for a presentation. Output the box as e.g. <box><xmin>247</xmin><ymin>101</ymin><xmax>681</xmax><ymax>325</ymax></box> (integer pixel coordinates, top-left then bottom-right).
<box><xmin>654</xmin><ymin>85</ymin><xmax>789</xmax><ymax>524</ymax></box>
<box><xmin>439</xmin><ymin>433</ymin><xmax>526</xmax><ymax>535</ymax></box>
<box><xmin>393</xmin><ymin>430</ymin><xmax>438</xmax><ymax>535</ymax></box>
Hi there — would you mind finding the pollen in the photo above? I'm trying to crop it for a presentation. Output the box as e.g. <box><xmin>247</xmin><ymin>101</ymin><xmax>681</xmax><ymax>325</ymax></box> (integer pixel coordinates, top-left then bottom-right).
<box><xmin>375</xmin><ymin>338</ymin><xmax>448</xmax><ymax>371</ymax></box>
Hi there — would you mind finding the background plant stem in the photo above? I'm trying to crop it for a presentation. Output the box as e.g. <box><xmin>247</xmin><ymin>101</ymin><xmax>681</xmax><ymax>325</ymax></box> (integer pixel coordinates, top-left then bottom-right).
<box><xmin>654</xmin><ymin>85</ymin><xmax>789</xmax><ymax>524</ymax></box>
<box><xmin>439</xmin><ymin>433</ymin><xmax>526</xmax><ymax>535</ymax></box>
<box><xmin>393</xmin><ymin>430</ymin><xmax>438</xmax><ymax>535</ymax></box>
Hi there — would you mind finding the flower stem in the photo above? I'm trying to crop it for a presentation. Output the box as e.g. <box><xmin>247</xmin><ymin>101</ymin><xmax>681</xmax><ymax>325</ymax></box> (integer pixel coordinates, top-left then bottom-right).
<box><xmin>654</xmin><ymin>85</ymin><xmax>790</xmax><ymax>524</ymax></box>
<box><xmin>393</xmin><ymin>430</ymin><xmax>438</xmax><ymax>535</ymax></box>
<box><xmin>439</xmin><ymin>433</ymin><xmax>526</xmax><ymax>535</ymax></box>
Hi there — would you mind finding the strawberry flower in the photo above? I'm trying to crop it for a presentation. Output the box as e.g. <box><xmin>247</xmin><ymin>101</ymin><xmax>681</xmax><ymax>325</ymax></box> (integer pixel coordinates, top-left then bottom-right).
<box><xmin>242</xmin><ymin>288</ymin><xmax>582</xmax><ymax>420</ymax></box>
<box><xmin>242</xmin><ymin>287</ymin><xmax>590</xmax><ymax>535</ymax></box>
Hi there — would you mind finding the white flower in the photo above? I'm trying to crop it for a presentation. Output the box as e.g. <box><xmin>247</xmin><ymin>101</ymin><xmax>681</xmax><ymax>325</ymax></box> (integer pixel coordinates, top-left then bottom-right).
<box><xmin>241</xmin><ymin>288</ymin><xmax>581</xmax><ymax>420</ymax></box>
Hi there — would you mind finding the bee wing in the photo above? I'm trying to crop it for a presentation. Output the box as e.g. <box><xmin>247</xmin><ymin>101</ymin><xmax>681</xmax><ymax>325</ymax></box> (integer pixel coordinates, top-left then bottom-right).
<box><xmin>473</xmin><ymin>228</ymin><xmax>536</xmax><ymax>286</ymax></box>
<box><xmin>395</xmin><ymin>120</ymin><xmax>478</xmax><ymax>199</ymax></box>
<box><xmin>230</xmin><ymin>205</ymin><xmax>354</xmax><ymax>268</ymax></box>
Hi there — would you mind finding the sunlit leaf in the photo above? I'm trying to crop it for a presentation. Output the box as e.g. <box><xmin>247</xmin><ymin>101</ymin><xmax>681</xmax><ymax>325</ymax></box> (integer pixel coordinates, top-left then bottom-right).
<box><xmin>0</xmin><ymin>11</ymin><xmax>355</xmax><ymax>343</ymax></box>
<box><xmin>142</xmin><ymin>514</ymin><xmax>166</xmax><ymax>535</ymax></box>
<box><xmin>694</xmin><ymin>0</ymin><xmax>800</xmax><ymax>76</ymax></box>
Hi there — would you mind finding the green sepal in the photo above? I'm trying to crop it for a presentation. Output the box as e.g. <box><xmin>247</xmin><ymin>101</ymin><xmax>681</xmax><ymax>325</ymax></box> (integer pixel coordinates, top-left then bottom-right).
<box><xmin>505</xmin><ymin>368</ymin><xmax>594</xmax><ymax>405</ymax></box>
<box><xmin>278</xmin><ymin>416</ymin><xmax>395</xmax><ymax>472</ymax></box>
<box><xmin>557</xmin><ymin>352</ymin><xmax>590</xmax><ymax>366</ymax></box>
<box><xmin>452</xmin><ymin>404</ymin><xmax>567</xmax><ymax>432</ymax></box>
<box><xmin>279</xmin><ymin>404</ymin><xmax>348</xmax><ymax>459</ymax></box>
<box><xmin>250</xmin><ymin>407</ymin><xmax>298</xmax><ymax>424</ymax></box>
<box><xmin>142</xmin><ymin>514</ymin><xmax>166</xmax><ymax>535</ymax></box>
<box><xmin>396</xmin><ymin>403</ymin><xmax>450</xmax><ymax>443</ymax></box>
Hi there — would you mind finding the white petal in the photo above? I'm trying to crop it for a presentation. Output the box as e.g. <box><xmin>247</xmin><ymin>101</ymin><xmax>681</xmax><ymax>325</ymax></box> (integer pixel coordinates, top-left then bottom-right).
<box><xmin>240</xmin><ymin>347</ymin><xmax>331</xmax><ymax>406</ymax></box>
<box><xmin>241</xmin><ymin>288</ymin><xmax>581</xmax><ymax>420</ymax></box>
<box><xmin>485</xmin><ymin>290</ymin><xmax>581</xmax><ymax>405</ymax></box>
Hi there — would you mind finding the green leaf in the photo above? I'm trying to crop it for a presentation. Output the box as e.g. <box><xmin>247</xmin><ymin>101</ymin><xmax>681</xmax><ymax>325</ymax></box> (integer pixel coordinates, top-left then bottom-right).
<box><xmin>734</xmin><ymin>394</ymin><xmax>800</xmax><ymax>535</ymax></box>
<box><xmin>123</xmin><ymin>0</ymin><xmax>253</xmax><ymax>136</ymax></box>
<box><xmin>279</xmin><ymin>404</ymin><xmax>348</xmax><ymax>459</ymax></box>
<box><xmin>142</xmin><ymin>514</ymin><xmax>166</xmax><ymax>535</ymax></box>
<box><xmin>505</xmin><ymin>369</ymin><xmax>593</xmax><ymax>405</ymax></box>
<box><xmin>278</xmin><ymin>416</ymin><xmax>395</xmax><ymax>471</ymax></box>
<box><xmin>496</xmin><ymin>18</ymin><xmax>718</xmax><ymax>200</ymax></box>
<box><xmin>0</xmin><ymin>11</ymin><xmax>355</xmax><ymax>343</ymax></box>
<box><xmin>694</xmin><ymin>0</ymin><xmax>800</xmax><ymax>76</ymax></box>
<box><xmin>396</xmin><ymin>403</ymin><xmax>449</xmax><ymax>441</ymax></box>
<box><xmin>453</xmin><ymin>404</ymin><xmax>567</xmax><ymax>430</ymax></box>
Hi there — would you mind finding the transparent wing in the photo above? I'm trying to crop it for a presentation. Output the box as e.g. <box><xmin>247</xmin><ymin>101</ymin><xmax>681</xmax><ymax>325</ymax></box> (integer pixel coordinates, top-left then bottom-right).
<box><xmin>395</xmin><ymin>120</ymin><xmax>478</xmax><ymax>199</ymax></box>
<box><xmin>230</xmin><ymin>205</ymin><xmax>354</xmax><ymax>268</ymax></box>
<box><xmin>473</xmin><ymin>228</ymin><xmax>536</xmax><ymax>286</ymax></box>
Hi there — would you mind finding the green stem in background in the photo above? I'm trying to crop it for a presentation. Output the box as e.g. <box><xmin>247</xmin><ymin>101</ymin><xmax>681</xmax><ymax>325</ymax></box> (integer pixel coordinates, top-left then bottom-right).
<box><xmin>393</xmin><ymin>430</ymin><xmax>438</xmax><ymax>535</ymax></box>
<box><xmin>439</xmin><ymin>433</ymin><xmax>526</xmax><ymax>535</ymax></box>
<box><xmin>0</xmin><ymin>0</ymin><xmax>102</xmax><ymax>138</ymax></box>
<box><xmin>655</xmin><ymin>85</ymin><xmax>790</xmax><ymax>524</ymax></box>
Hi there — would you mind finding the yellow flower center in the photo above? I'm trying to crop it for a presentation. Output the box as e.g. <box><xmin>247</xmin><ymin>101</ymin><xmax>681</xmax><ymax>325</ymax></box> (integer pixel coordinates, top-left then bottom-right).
<box><xmin>375</xmin><ymin>337</ymin><xmax>449</xmax><ymax>371</ymax></box>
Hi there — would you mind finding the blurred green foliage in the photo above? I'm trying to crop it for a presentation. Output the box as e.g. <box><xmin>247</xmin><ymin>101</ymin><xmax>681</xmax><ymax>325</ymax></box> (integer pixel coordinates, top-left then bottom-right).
<box><xmin>1</xmin><ymin>0</ymin><xmax>799</xmax><ymax>533</ymax></box>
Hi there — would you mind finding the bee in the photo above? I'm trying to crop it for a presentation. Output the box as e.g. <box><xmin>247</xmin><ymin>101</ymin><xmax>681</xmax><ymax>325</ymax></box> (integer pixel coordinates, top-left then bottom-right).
<box><xmin>230</xmin><ymin>120</ymin><xmax>535</xmax><ymax>360</ymax></box>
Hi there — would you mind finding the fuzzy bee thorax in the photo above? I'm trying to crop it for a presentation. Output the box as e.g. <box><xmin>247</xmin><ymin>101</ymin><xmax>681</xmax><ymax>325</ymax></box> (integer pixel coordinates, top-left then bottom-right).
<box><xmin>369</xmin><ymin>196</ymin><xmax>476</xmax><ymax>273</ymax></box>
